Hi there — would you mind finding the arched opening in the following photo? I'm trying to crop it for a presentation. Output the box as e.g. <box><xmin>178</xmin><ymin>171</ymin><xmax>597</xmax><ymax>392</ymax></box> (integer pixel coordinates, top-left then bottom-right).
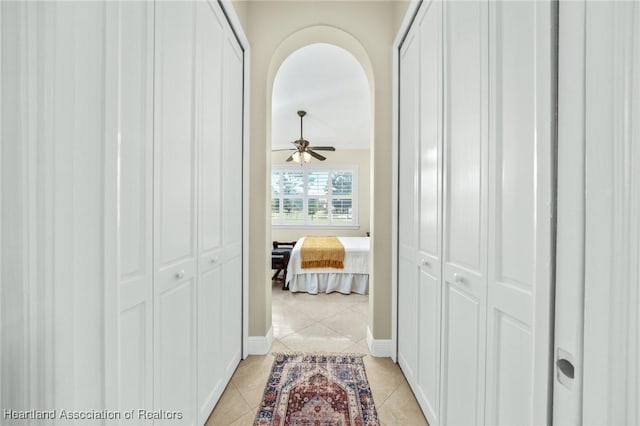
<box><xmin>266</xmin><ymin>28</ymin><xmax>375</xmax><ymax>351</ymax></box>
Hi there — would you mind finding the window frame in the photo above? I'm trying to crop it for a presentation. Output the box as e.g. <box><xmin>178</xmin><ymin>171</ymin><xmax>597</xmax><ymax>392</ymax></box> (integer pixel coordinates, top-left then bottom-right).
<box><xmin>271</xmin><ymin>164</ymin><xmax>359</xmax><ymax>229</ymax></box>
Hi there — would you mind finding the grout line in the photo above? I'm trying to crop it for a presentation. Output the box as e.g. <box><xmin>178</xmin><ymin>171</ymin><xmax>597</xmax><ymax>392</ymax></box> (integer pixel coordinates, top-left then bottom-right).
<box><xmin>372</xmin><ymin>381</ymin><xmax>402</xmax><ymax>410</ymax></box>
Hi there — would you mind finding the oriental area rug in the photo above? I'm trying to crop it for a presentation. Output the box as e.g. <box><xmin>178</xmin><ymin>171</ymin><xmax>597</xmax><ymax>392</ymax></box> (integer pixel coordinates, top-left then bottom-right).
<box><xmin>254</xmin><ymin>353</ymin><xmax>380</xmax><ymax>426</ymax></box>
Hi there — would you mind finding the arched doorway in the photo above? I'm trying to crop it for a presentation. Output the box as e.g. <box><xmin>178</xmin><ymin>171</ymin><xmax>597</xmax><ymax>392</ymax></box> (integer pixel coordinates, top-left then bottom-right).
<box><xmin>267</xmin><ymin>28</ymin><xmax>375</xmax><ymax>351</ymax></box>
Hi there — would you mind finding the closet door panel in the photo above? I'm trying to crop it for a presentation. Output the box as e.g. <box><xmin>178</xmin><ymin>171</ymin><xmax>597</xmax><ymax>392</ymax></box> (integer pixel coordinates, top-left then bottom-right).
<box><xmin>485</xmin><ymin>1</ymin><xmax>554</xmax><ymax>424</ymax></box>
<box><xmin>397</xmin><ymin>27</ymin><xmax>419</xmax><ymax>383</ymax></box>
<box><xmin>417</xmin><ymin>267</ymin><xmax>440</xmax><ymax>420</ymax></box>
<box><xmin>398</xmin><ymin>257</ymin><xmax>418</xmax><ymax>378</ymax></box>
<box><xmin>441</xmin><ymin>1</ymin><xmax>488</xmax><ymax>424</ymax></box>
<box><xmin>418</xmin><ymin>0</ymin><xmax>442</xmax><ymax>262</ymax></box>
<box><xmin>443</xmin><ymin>1</ymin><xmax>486</xmax><ymax>274</ymax></box>
<box><xmin>197</xmin><ymin>264</ymin><xmax>223</xmax><ymax>423</ymax></box>
<box><xmin>155</xmin><ymin>1</ymin><xmax>196</xmax><ymax>268</ymax></box>
<box><xmin>221</xmin><ymin>38</ymin><xmax>243</xmax><ymax>254</ymax></box>
<box><xmin>196</xmin><ymin>2</ymin><xmax>227</xmax><ymax>422</ymax></box>
<box><xmin>157</xmin><ymin>279</ymin><xmax>196</xmax><ymax>422</ymax></box>
<box><xmin>415</xmin><ymin>1</ymin><xmax>443</xmax><ymax>423</ymax></box>
<box><xmin>154</xmin><ymin>1</ymin><xmax>197</xmax><ymax>423</ymax></box>
<box><xmin>222</xmin><ymin>33</ymin><xmax>244</xmax><ymax>250</ymax></box>
<box><xmin>120</xmin><ymin>304</ymin><xmax>149</xmax><ymax>415</ymax></box>
<box><xmin>221</xmin><ymin>255</ymin><xmax>242</xmax><ymax>373</ymax></box>
<box><xmin>220</xmin><ymin>29</ymin><xmax>243</xmax><ymax>376</ymax></box>
<box><xmin>117</xmin><ymin>1</ymin><xmax>154</xmax><ymax>417</ymax></box>
<box><xmin>441</xmin><ymin>285</ymin><xmax>482</xmax><ymax>425</ymax></box>
<box><xmin>198</xmin><ymin>1</ymin><xmax>224</xmax><ymax>256</ymax></box>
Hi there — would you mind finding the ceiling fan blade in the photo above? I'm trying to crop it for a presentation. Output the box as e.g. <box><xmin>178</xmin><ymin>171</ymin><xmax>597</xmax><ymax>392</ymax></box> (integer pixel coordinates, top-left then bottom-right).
<box><xmin>306</xmin><ymin>149</ymin><xmax>326</xmax><ymax>161</ymax></box>
<box><xmin>285</xmin><ymin>154</ymin><xmax>295</xmax><ymax>162</ymax></box>
<box><xmin>272</xmin><ymin>148</ymin><xmax>296</xmax><ymax>152</ymax></box>
<box><xmin>308</xmin><ymin>146</ymin><xmax>336</xmax><ymax>151</ymax></box>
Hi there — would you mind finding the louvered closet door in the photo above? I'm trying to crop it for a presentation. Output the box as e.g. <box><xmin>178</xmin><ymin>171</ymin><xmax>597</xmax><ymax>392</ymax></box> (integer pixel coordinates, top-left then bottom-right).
<box><xmin>196</xmin><ymin>1</ymin><xmax>225</xmax><ymax>423</ymax></box>
<box><xmin>440</xmin><ymin>1</ymin><xmax>489</xmax><ymax>424</ymax></box>
<box><xmin>153</xmin><ymin>1</ymin><xmax>198</xmax><ymax>424</ymax></box>
<box><xmin>397</xmin><ymin>25</ymin><xmax>420</xmax><ymax>385</ymax></box>
<box><xmin>415</xmin><ymin>1</ymin><xmax>443</xmax><ymax>424</ymax></box>
<box><xmin>484</xmin><ymin>2</ymin><xmax>554</xmax><ymax>424</ymax></box>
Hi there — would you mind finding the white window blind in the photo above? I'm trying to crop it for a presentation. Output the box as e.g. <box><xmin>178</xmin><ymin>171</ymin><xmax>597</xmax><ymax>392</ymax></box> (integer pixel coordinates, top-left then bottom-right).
<box><xmin>271</xmin><ymin>166</ymin><xmax>358</xmax><ymax>227</ymax></box>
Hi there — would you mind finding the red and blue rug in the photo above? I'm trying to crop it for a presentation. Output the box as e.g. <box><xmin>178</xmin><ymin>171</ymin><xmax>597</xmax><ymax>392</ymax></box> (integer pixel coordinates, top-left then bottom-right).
<box><xmin>254</xmin><ymin>353</ymin><xmax>380</xmax><ymax>426</ymax></box>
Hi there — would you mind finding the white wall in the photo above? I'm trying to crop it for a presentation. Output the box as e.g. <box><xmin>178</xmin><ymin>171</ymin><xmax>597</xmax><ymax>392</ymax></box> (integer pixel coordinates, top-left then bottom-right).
<box><xmin>271</xmin><ymin>149</ymin><xmax>370</xmax><ymax>242</ymax></box>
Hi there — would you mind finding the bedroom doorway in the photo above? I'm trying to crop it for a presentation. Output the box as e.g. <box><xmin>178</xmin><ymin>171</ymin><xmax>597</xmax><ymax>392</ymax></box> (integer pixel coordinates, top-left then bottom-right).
<box><xmin>269</xmin><ymin>42</ymin><xmax>373</xmax><ymax>353</ymax></box>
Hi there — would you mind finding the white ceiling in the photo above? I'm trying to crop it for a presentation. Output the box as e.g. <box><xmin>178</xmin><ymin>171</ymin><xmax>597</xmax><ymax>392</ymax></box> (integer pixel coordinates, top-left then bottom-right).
<box><xmin>271</xmin><ymin>43</ymin><xmax>371</xmax><ymax>150</ymax></box>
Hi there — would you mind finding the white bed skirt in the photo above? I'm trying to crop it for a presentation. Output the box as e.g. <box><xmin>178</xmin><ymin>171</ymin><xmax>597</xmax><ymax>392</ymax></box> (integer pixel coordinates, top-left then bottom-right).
<box><xmin>288</xmin><ymin>273</ymin><xmax>369</xmax><ymax>295</ymax></box>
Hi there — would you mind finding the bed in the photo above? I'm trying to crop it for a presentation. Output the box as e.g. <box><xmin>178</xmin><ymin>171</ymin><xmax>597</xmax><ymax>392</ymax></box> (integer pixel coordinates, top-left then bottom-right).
<box><xmin>286</xmin><ymin>236</ymin><xmax>370</xmax><ymax>294</ymax></box>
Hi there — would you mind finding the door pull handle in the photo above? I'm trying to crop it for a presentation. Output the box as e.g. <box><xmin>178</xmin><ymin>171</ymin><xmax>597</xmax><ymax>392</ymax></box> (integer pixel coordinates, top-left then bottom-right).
<box><xmin>556</xmin><ymin>348</ymin><xmax>575</xmax><ymax>389</ymax></box>
<box><xmin>453</xmin><ymin>272</ymin><xmax>465</xmax><ymax>284</ymax></box>
<box><xmin>557</xmin><ymin>358</ymin><xmax>575</xmax><ymax>379</ymax></box>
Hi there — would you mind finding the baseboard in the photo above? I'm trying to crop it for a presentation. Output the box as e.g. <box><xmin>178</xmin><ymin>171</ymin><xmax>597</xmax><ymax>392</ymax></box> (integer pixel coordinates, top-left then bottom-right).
<box><xmin>246</xmin><ymin>326</ymin><xmax>273</xmax><ymax>355</ymax></box>
<box><xmin>366</xmin><ymin>326</ymin><xmax>394</xmax><ymax>358</ymax></box>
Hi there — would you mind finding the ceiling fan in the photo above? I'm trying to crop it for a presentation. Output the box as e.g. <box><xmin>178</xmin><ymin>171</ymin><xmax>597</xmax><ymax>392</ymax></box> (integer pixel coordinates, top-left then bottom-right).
<box><xmin>273</xmin><ymin>110</ymin><xmax>336</xmax><ymax>163</ymax></box>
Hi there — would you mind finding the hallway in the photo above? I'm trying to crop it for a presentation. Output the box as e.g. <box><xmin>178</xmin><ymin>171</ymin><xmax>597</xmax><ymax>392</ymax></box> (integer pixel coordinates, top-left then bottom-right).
<box><xmin>206</xmin><ymin>286</ymin><xmax>428</xmax><ymax>425</ymax></box>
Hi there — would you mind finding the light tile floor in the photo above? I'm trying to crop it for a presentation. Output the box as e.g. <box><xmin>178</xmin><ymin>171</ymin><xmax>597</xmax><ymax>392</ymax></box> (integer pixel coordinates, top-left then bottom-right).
<box><xmin>206</xmin><ymin>282</ymin><xmax>428</xmax><ymax>425</ymax></box>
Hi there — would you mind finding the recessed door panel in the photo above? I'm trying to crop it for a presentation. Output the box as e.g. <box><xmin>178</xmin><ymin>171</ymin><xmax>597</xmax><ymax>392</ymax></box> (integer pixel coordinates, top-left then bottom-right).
<box><xmin>492</xmin><ymin>1</ymin><xmax>535</xmax><ymax>289</ymax></box>
<box><xmin>120</xmin><ymin>303</ymin><xmax>148</xmax><ymax>418</ymax></box>
<box><xmin>398</xmin><ymin>30</ymin><xmax>418</xmax><ymax>254</ymax></box>
<box><xmin>155</xmin><ymin>0</ymin><xmax>196</xmax><ymax>267</ymax></box>
<box><xmin>417</xmin><ymin>267</ymin><xmax>440</xmax><ymax>421</ymax></box>
<box><xmin>199</xmin><ymin>1</ymin><xmax>224</xmax><ymax>254</ymax></box>
<box><xmin>157</xmin><ymin>280</ymin><xmax>195</xmax><ymax>425</ymax></box>
<box><xmin>492</xmin><ymin>311</ymin><xmax>533</xmax><ymax>425</ymax></box>
<box><xmin>444</xmin><ymin>0</ymin><xmax>486</xmax><ymax>273</ymax></box>
<box><xmin>119</xmin><ymin>1</ymin><xmax>153</xmax><ymax>281</ymax></box>
<box><xmin>221</xmin><ymin>256</ymin><xmax>242</xmax><ymax>374</ymax></box>
<box><xmin>419</xmin><ymin>0</ymin><xmax>442</xmax><ymax>260</ymax></box>
<box><xmin>441</xmin><ymin>284</ymin><xmax>482</xmax><ymax>426</ymax></box>
<box><xmin>222</xmin><ymin>34</ymin><xmax>243</xmax><ymax>248</ymax></box>
<box><xmin>197</xmin><ymin>264</ymin><xmax>223</xmax><ymax>423</ymax></box>
<box><xmin>398</xmin><ymin>257</ymin><xmax>418</xmax><ymax>379</ymax></box>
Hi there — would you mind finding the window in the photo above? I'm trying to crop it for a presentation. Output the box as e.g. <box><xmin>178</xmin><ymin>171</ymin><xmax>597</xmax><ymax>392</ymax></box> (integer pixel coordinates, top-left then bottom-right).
<box><xmin>271</xmin><ymin>166</ymin><xmax>358</xmax><ymax>228</ymax></box>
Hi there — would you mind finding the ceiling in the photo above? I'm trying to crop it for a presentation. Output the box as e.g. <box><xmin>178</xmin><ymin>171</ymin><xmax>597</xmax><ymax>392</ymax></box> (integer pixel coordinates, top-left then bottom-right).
<box><xmin>271</xmin><ymin>43</ymin><xmax>371</xmax><ymax>150</ymax></box>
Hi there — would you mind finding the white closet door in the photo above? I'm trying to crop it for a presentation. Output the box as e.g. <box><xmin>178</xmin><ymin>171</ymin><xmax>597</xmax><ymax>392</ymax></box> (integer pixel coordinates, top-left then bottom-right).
<box><xmin>415</xmin><ymin>1</ymin><xmax>442</xmax><ymax>424</ymax></box>
<box><xmin>581</xmin><ymin>2</ymin><xmax>640</xmax><ymax>424</ymax></box>
<box><xmin>117</xmin><ymin>1</ymin><xmax>154</xmax><ymax>420</ymax></box>
<box><xmin>441</xmin><ymin>1</ymin><xmax>489</xmax><ymax>424</ymax></box>
<box><xmin>153</xmin><ymin>1</ymin><xmax>197</xmax><ymax>424</ymax></box>
<box><xmin>196</xmin><ymin>1</ymin><xmax>225</xmax><ymax>423</ymax></box>
<box><xmin>220</xmin><ymin>29</ymin><xmax>244</xmax><ymax>378</ymax></box>
<box><xmin>397</xmin><ymin>26</ymin><xmax>420</xmax><ymax>386</ymax></box>
<box><xmin>485</xmin><ymin>2</ymin><xmax>554</xmax><ymax>424</ymax></box>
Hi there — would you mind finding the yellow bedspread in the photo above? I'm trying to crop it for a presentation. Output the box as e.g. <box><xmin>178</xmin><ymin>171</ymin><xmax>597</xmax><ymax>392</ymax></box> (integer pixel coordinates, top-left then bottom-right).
<box><xmin>300</xmin><ymin>237</ymin><xmax>345</xmax><ymax>269</ymax></box>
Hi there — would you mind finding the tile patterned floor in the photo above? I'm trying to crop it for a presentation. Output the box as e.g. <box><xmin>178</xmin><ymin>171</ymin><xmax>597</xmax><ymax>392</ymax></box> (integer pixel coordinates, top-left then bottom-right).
<box><xmin>206</xmin><ymin>283</ymin><xmax>429</xmax><ymax>426</ymax></box>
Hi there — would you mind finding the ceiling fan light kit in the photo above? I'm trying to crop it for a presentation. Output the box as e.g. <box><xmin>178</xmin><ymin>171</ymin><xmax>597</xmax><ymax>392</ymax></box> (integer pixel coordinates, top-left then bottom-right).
<box><xmin>276</xmin><ymin>110</ymin><xmax>336</xmax><ymax>164</ymax></box>
<box><xmin>292</xmin><ymin>151</ymin><xmax>312</xmax><ymax>164</ymax></box>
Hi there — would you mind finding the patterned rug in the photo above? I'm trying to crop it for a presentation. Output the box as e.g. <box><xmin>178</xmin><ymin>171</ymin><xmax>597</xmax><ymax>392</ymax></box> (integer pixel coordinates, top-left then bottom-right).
<box><xmin>254</xmin><ymin>353</ymin><xmax>380</xmax><ymax>426</ymax></box>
